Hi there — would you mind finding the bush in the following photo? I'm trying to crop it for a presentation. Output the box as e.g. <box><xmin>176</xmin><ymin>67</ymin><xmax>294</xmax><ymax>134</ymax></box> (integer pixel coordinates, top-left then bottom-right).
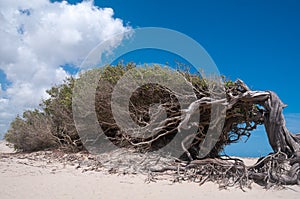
<box><xmin>5</xmin><ymin>63</ymin><xmax>261</xmax><ymax>158</ymax></box>
<box><xmin>42</xmin><ymin>77</ymin><xmax>82</xmax><ymax>151</ymax></box>
<box><xmin>5</xmin><ymin>110</ymin><xmax>57</xmax><ymax>152</ymax></box>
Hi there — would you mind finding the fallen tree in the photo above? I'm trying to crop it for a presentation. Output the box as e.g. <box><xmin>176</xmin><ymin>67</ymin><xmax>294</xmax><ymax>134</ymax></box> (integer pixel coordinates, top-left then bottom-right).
<box><xmin>176</xmin><ymin>79</ymin><xmax>300</xmax><ymax>187</ymax></box>
<box><xmin>70</xmin><ymin>64</ymin><xmax>300</xmax><ymax>187</ymax></box>
<box><xmin>5</xmin><ymin>64</ymin><xmax>300</xmax><ymax>187</ymax></box>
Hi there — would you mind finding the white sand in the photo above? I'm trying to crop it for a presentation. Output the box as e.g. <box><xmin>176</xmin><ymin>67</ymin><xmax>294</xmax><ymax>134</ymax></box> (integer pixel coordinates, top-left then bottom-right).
<box><xmin>0</xmin><ymin>141</ymin><xmax>299</xmax><ymax>199</ymax></box>
<box><xmin>0</xmin><ymin>141</ymin><xmax>15</xmax><ymax>153</ymax></box>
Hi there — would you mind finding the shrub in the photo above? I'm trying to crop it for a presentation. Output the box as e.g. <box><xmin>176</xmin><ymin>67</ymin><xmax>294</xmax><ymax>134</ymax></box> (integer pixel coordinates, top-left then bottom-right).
<box><xmin>5</xmin><ymin>110</ymin><xmax>57</xmax><ymax>152</ymax></box>
<box><xmin>4</xmin><ymin>63</ymin><xmax>261</xmax><ymax>158</ymax></box>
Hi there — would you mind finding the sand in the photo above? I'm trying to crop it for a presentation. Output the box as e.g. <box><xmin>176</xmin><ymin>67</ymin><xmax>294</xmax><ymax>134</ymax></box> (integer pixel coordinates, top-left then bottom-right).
<box><xmin>0</xmin><ymin>141</ymin><xmax>299</xmax><ymax>199</ymax></box>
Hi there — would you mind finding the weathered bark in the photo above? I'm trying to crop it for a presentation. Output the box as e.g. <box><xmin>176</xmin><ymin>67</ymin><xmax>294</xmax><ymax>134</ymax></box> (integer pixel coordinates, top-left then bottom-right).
<box><xmin>179</xmin><ymin>80</ymin><xmax>300</xmax><ymax>186</ymax></box>
<box><xmin>223</xmin><ymin>85</ymin><xmax>300</xmax><ymax>185</ymax></box>
<box><xmin>223</xmin><ymin>88</ymin><xmax>300</xmax><ymax>156</ymax></box>
<box><xmin>247</xmin><ymin>91</ymin><xmax>300</xmax><ymax>185</ymax></box>
<box><xmin>72</xmin><ymin>65</ymin><xmax>300</xmax><ymax>186</ymax></box>
<box><xmin>264</xmin><ymin>91</ymin><xmax>300</xmax><ymax>155</ymax></box>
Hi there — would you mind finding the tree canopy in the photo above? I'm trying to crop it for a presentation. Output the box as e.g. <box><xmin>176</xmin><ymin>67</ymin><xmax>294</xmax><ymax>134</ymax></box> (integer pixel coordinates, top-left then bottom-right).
<box><xmin>5</xmin><ymin>63</ymin><xmax>300</xmax><ymax>186</ymax></box>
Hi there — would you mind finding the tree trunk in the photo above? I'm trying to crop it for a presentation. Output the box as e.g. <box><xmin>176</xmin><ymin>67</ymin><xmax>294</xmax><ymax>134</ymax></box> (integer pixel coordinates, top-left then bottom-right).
<box><xmin>264</xmin><ymin>91</ymin><xmax>300</xmax><ymax>155</ymax></box>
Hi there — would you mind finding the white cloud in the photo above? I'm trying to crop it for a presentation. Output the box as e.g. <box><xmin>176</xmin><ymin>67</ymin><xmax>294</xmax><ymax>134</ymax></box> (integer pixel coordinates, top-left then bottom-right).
<box><xmin>0</xmin><ymin>0</ymin><xmax>131</xmax><ymax>137</ymax></box>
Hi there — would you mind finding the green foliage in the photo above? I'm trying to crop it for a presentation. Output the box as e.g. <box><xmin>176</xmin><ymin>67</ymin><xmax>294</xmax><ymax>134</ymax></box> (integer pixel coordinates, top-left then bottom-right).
<box><xmin>5</xmin><ymin>110</ymin><xmax>56</xmax><ymax>152</ymax></box>
<box><xmin>43</xmin><ymin>77</ymin><xmax>74</xmax><ymax>113</ymax></box>
<box><xmin>4</xmin><ymin>63</ymin><xmax>215</xmax><ymax>153</ymax></box>
<box><xmin>5</xmin><ymin>63</ymin><xmax>250</xmax><ymax>157</ymax></box>
<box><xmin>42</xmin><ymin>77</ymin><xmax>80</xmax><ymax>151</ymax></box>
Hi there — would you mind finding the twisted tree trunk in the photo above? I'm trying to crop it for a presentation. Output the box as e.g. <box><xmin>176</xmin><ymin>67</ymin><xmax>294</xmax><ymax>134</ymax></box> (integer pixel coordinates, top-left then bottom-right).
<box><xmin>264</xmin><ymin>91</ymin><xmax>300</xmax><ymax>155</ymax></box>
<box><xmin>223</xmin><ymin>89</ymin><xmax>300</xmax><ymax>185</ymax></box>
<box><xmin>253</xmin><ymin>91</ymin><xmax>300</xmax><ymax>185</ymax></box>
<box><xmin>180</xmin><ymin>80</ymin><xmax>300</xmax><ymax>186</ymax></box>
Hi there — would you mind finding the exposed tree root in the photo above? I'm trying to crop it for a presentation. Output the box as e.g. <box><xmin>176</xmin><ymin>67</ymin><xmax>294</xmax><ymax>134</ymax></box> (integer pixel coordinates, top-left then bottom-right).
<box><xmin>6</xmin><ymin>65</ymin><xmax>300</xmax><ymax>188</ymax></box>
<box><xmin>146</xmin><ymin>83</ymin><xmax>300</xmax><ymax>188</ymax></box>
<box><xmin>94</xmin><ymin>73</ymin><xmax>300</xmax><ymax>187</ymax></box>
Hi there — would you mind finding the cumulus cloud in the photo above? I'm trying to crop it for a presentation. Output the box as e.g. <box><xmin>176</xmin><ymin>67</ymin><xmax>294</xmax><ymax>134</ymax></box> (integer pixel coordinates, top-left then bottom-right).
<box><xmin>0</xmin><ymin>0</ymin><xmax>131</xmax><ymax>137</ymax></box>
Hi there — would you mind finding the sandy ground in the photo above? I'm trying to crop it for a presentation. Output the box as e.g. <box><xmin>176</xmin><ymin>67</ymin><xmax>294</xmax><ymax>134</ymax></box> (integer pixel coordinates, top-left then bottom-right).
<box><xmin>0</xmin><ymin>141</ymin><xmax>299</xmax><ymax>199</ymax></box>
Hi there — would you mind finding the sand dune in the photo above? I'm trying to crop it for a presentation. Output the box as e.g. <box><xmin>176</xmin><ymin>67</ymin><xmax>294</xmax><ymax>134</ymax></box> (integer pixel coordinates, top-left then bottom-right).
<box><xmin>0</xmin><ymin>141</ymin><xmax>299</xmax><ymax>199</ymax></box>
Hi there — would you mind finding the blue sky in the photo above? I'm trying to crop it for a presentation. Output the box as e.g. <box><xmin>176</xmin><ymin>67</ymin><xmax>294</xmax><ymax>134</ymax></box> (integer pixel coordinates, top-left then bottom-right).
<box><xmin>1</xmin><ymin>0</ymin><xmax>300</xmax><ymax>157</ymax></box>
<box><xmin>80</xmin><ymin>0</ymin><xmax>300</xmax><ymax>157</ymax></box>
<box><xmin>92</xmin><ymin>0</ymin><xmax>300</xmax><ymax>112</ymax></box>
